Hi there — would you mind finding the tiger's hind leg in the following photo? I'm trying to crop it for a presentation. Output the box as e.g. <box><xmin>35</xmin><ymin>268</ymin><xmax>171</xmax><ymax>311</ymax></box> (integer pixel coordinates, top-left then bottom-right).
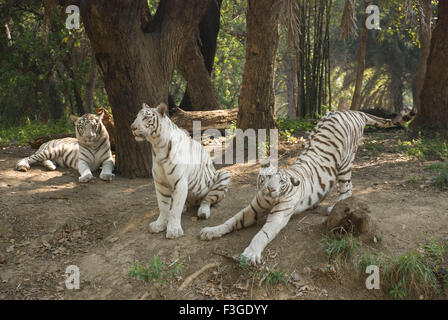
<box><xmin>327</xmin><ymin>169</ymin><xmax>353</xmax><ymax>214</ymax></box>
<box><xmin>197</xmin><ymin>170</ymin><xmax>231</xmax><ymax>219</ymax></box>
<box><xmin>42</xmin><ymin>159</ymin><xmax>56</xmax><ymax>171</ymax></box>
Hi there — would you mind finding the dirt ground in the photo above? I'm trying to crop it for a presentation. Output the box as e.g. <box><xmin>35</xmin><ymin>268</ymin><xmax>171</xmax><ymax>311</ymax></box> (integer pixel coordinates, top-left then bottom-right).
<box><xmin>0</xmin><ymin>129</ymin><xmax>447</xmax><ymax>300</ymax></box>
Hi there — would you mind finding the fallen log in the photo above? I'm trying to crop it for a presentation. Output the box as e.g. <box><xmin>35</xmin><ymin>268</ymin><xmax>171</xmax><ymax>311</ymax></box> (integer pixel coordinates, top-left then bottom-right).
<box><xmin>170</xmin><ymin>107</ymin><xmax>238</xmax><ymax>134</ymax></box>
<box><xmin>28</xmin><ymin>108</ymin><xmax>236</xmax><ymax>149</ymax></box>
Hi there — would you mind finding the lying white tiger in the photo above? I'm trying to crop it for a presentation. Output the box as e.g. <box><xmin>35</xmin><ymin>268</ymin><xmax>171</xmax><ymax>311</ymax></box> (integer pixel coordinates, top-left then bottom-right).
<box><xmin>16</xmin><ymin>112</ymin><xmax>114</xmax><ymax>183</ymax></box>
<box><xmin>200</xmin><ymin>110</ymin><xmax>405</xmax><ymax>264</ymax></box>
<box><xmin>131</xmin><ymin>103</ymin><xmax>231</xmax><ymax>239</ymax></box>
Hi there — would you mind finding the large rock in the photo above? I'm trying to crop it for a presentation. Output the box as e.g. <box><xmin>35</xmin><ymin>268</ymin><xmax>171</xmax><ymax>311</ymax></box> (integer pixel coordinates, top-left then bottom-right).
<box><xmin>325</xmin><ymin>197</ymin><xmax>376</xmax><ymax>236</ymax></box>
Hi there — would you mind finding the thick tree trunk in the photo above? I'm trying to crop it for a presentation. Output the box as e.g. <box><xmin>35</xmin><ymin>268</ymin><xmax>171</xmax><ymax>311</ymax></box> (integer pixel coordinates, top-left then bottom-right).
<box><xmin>84</xmin><ymin>51</ymin><xmax>98</xmax><ymax>113</ymax></box>
<box><xmin>415</xmin><ymin>0</ymin><xmax>432</xmax><ymax>114</ymax></box>
<box><xmin>79</xmin><ymin>0</ymin><xmax>210</xmax><ymax>177</ymax></box>
<box><xmin>237</xmin><ymin>0</ymin><xmax>281</xmax><ymax>130</ymax></box>
<box><xmin>410</xmin><ymin>1</ymin><xmax>448</xmax><ymax>133</ymax></box>
<box><xmin>350</xmin><ymin>1</ymin><xmax>370</xmax><ymax>111</ymax></box>
<box><xmin>177</xmin><ymin>39</ymin><xmax>220</xmax><ymax>111</ymax></box>
<box><xmin>179</xmin><ymin>0</ymin><xmax>222</xmax><ymax>111</ymax></box>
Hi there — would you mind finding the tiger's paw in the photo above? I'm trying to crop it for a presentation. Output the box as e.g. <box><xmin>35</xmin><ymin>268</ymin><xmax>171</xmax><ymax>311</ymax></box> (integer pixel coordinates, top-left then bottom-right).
<box><xmin>79</xmin><ymin>172</ymin><xmax>93</xmax><ymax>183</ymax></box>
<box><xmin>148</xmin><ymin>220</ymin><xmax>166</xmax><ymax>233</ymax></box>
<box><xmin>100</xmin><ymin>172</ymin><xmax>115</xmax><ymax>181</ymax></box>
<box><xmin>16</xmin><ymin>160</ymin><xmax>30</xmax><ymax>172</ymax></box>
<box><xmin>197</xmin><ymin>204</ymin><xmax>211</xmax><ymax>219</ymax></box>
<box><xmin>200</xmin><ymin>226</ymin><xmax>221</xmax><ymax>240</ymax></box>
<box><xmin>241</xmin><ymin>247</ymin><xmax>262</xmax><ymax>265</ymax></box>
<box><xmin>166</xmin><ymin>224</ymin><xmax>184</xmax><ymax>239</ymax></box>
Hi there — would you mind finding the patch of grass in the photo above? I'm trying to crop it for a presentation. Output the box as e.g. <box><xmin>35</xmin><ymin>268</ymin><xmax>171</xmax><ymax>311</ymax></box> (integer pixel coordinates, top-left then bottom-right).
<box><xmin>261</xmin><ymin>265</ymin><xmax>288</xmax><ymax>287</ymax></box>
<box><xmin>237</xmin><ymin>254</ymin><xmax>251</xmax><ymax>272</ymax></box>
<box><xmin>363</xmin><ymin>140</ymin><xmax>384</xmax><ymax>156</ymax></box>
<box><xmin>356</xmin><ymin>237</ymin><xmax>447</xmax><ymax>299</ymax></box>
<box><xmin>425</xmin><ymin>161</ymin><xmax>448</xmax><ymax>190</ymax></box>
<box><xmin>0</xmin><ymin>117</ymin><xmax>75</xmax><ymax>147</ymax></box>
<box><xmin>129</xmin><ymin>256</ymin><xmax>183</xmax><ymax>283</ymax></box>
<box><xmin>407</xmin><ymin>175</ymin><xmax>421</xmax><ymax>185</ymax></box>
<box><xmin>398</xmin><ymin>134</ymin><xmax>448</xmax><ymax>161</ymax></box>
<box><xmin>320</xmin><ymin>233</ymin><xmax>361</xmax><ymax>261</ymax></box>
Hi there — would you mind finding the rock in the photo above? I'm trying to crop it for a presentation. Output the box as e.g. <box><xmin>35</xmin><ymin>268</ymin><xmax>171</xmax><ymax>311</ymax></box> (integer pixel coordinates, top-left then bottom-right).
<box><xmin>325</xmin><ymin>197</ymin><xmax>377</xmax><ymax>237</ymax></box>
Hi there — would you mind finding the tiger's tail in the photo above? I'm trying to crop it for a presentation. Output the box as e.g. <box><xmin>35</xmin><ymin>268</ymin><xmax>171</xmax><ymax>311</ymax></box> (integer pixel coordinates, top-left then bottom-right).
<box><xmin>361</xmin><ymin>106</ymin><xmax>416</xmax><ymax>128</ymax></box>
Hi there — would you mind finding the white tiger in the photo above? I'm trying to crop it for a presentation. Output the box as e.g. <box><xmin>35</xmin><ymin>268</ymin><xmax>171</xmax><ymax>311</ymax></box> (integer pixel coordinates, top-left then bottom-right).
<box><xmin>200</xmin><ymin>110</ymin><xmax>406</xmax><ymax>264</ymax></box>
<box><xmin>16</xmin><ymin>112</ymin><xmax>114</xmax><ymax>183</ymax></box>
<box><xmin>130</xmin><ymin>103</ymin><xmax>231</xmax><ymax>239</ymax></box>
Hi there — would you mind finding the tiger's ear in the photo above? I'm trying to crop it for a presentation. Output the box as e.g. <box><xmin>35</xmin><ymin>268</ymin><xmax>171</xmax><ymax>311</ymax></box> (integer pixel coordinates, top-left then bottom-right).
<box><xmin>157</xmin><ymin>103</ymin><xmax>169</xmax><ymax>117</ymax></box>
<box><xmin>70</xmin><ymin>115</ymin><xmax>79</xmax><ymax>122</ymax></box>
<box><xmin>290</xmin><ymin>177</ymin><xmax>300</xmax><ymax>186</ymax></box>
<box><xmin>96</xmin><ymin>110</ymin><xmax>104</xmax><ymax>121</ymax></box>
<box><xmin>142</xmin><ymin>102</ymin><xmax>150</xmax><ymax>109</ymax></box>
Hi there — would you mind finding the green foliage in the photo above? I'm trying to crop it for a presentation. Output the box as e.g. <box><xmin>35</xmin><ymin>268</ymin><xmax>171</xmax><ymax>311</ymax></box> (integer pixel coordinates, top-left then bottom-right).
<box><xmin>277</xmin><ymin>118</ymin><xmax>315</xmax><ymax>134</ymax></box>
<box><xmin>425</xmin><ymin>161</ymin><xmax>448</xmax><ymax>190</ymax></box>
<box><xmin>320</xmin><ymin>233</ymin><xmax>361</xmax><ymax>261</ymax></box>
<box><xmin>0</xmin><ymin>117</ymin><xmax>75</xmax><ymax>147</ymax></box>
<box><xmin>0</xmin><ymin>2</ymin><xmax>108</xmax><ymax>127</ymax></box>
<box><xmin>129</xmin><ymin>256</ymin><xmax>183</xmax><ymax>283</ymax></box>
<box><xmin>212</xmin><ymin>0</ymin><xmax>246</xmax><ymax>109</ymax></box>
<box><xmin>261</xmin><ymin>266</ymin><xmax>288</xmax><ymax>287</ymax></box>
<box><xmin>398</xmin><ymin>134</ymin><xmax>448</xmax><ymax>161</ymax></box>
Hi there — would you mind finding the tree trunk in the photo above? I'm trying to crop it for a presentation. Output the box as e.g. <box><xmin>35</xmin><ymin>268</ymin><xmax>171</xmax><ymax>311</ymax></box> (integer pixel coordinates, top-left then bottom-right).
<box><xmin>179</xmin><ymin>0</ymin><xmax>222</xmax><ymax>111</ymax></box>
<box><xmin>390</xmin><ymin>73</ymin><xmax>404</xmax><ymax>113</ymax></box>
<box><xmin>410</xmin><ymin>1</ymin><xmax>448</xmax><ymax>133</ymax></box>
<box><xmin>415</xmin><ymin>0</ymin><xmax>432</xmax><ymax>114</ymax></box>
<box><xmin>84</xmin><ymin>50</ymin><xmax>98</xmax><ymax>113</ymax></box>
<box><xmin>285</xmin><ymin>49</ymin><xmax>298</xmax><ymax>120</ymax></box>
<box><xmin>350</xmin><ymin>0</ymin><xmax>370</xmax><ymax>111</ymax></box>
<box><xmin>79</xmin><ymin>0</ymin><xmax>210</xmax><ymax>177</ymax></box>
<box><xmin>177</xmin><ymin>39</ymin><xmax>220</xmax><ymax>111</ymax></box>
<box><xmin>237</xmin><ymin>0</ymin><xmax>281</xmax><ymax>130</ymax></box>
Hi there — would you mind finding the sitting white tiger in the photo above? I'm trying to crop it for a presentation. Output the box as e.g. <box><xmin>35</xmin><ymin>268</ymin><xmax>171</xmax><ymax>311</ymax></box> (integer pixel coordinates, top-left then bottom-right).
<box><xmin>16</xmin><ymin>112</ymin><xmax>114</xmax><ymax>183</ymax></box>
<box><xmin>200</xmin><ymin>110</ymin><xmax>405</xmax><ymax>264</ymax></box>
<box><xmin>130</xmin><ymin>103</ymin><xmax>231</xmax><ymax>239</ymax></box>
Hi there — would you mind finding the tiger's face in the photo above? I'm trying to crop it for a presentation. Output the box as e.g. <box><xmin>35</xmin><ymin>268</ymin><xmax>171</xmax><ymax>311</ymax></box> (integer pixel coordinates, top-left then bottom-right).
<box><xmin>257</xmin><ymin>163</ymin><xmax>295</xmax><ymax>199</ymax></box>
<box><xmin>70</xmin><ymin>113</ymin><xmax>104</xmax><ymax>146</ymax></box>
<box><xmin>131</xmin><ymin>103</ymin><xmax>168</xmax><ymax>142</ymax></box>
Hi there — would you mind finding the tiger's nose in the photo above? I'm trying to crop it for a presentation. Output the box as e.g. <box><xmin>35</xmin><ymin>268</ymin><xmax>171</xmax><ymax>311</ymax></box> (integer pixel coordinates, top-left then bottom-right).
<box><xmin>130</xmin><ymin>124</ymin><xmax>137</xmax><ymax>131</ymax></box>
<box><xmin>267</xmin><ymin>186</ymin><xmax>275</xmax><ymax>193</ymax></box>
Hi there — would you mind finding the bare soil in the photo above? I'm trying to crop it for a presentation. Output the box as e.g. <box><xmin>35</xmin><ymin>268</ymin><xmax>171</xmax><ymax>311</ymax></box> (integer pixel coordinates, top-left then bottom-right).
<box><xmin>0</xmin><ymin>130</ymin><xmax>447</xmax><ymax>300</ymax></box>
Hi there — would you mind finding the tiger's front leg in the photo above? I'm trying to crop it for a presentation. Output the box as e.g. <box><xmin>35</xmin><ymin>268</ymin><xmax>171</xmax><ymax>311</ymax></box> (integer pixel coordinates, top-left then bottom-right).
<box><xmin>166</xmin><ymin>178</ymin><xmax>188</xmax><ymax>239</ymax></box>
<box><xmin>78</xmin><ymin>159</ymin><xmax>93</xmax><ymax>183</ymax></box>
<box><xmin>242</xmin><ymin>202</ymin><xmax>295</xmax><ymax>264</ymax></box>
<box><xmin>149</xmin><ymin>183</ymin><xmax>172</xmax><ymax>233</ymax></box>
<box><xmin>99</xmin><ymin>159</ymin><xmax>115</xmax><ymax>181</ymax></box>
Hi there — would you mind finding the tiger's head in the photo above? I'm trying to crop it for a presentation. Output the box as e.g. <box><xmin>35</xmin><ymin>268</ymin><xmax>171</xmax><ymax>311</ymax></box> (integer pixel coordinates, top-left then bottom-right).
<box><xmin>257</xmin><ymin>161</ymin><xmax>301</xmax><ymax>200</ymax></box>
<box><xmin>70</xmin><ymin>112</ymin><xmax>106</xmax><ymax>146</ymax></box>
<box><xmin>131</xmin><ymin>103</ymin><xmax>169</xmax><ymax>143</ymax></box>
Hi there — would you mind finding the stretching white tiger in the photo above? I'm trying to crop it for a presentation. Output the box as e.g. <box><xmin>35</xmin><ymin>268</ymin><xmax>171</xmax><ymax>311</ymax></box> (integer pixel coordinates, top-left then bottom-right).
<box><xmin>130</xmin><ymin>103</ymin><xmax>231</xmax><ymax>239</ymax></box>
<box><xmin>200</xmin><ymin>110</ymin><xmax>405</xmax><ymax>264</ymax></box>
<box><xmin>16</xmin><ymin>112</ymin><xmax>114</xmax><ymax>183</ymax></box>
